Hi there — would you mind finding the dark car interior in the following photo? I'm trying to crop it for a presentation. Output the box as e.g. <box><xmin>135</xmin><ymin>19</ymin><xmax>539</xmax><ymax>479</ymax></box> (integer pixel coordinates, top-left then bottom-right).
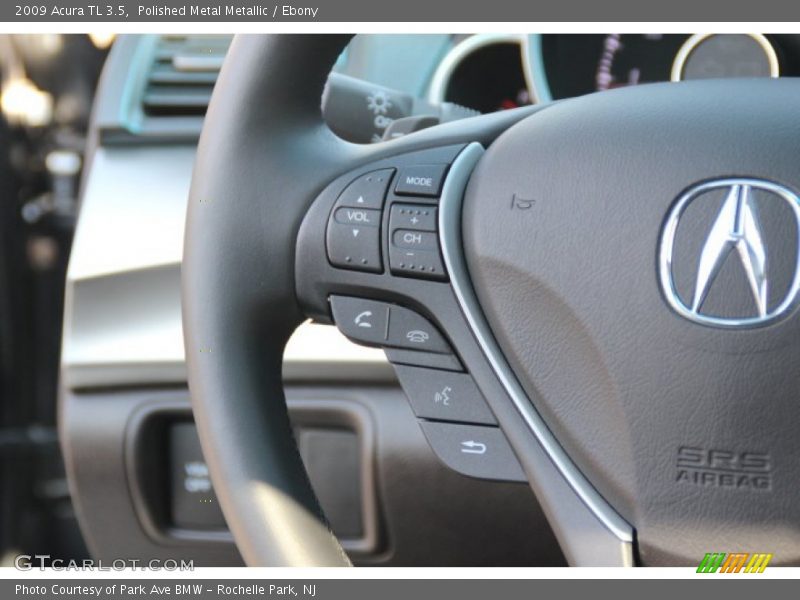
<box><xmin>2</xmin><ymin>33</ymin><xmax>798</xmax><ymax>568</ymax></box>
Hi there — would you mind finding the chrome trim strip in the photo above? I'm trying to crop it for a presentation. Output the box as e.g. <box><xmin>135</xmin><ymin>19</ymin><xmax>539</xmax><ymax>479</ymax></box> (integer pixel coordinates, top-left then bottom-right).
<box><xmin>671</xmin><ymin>34</ymin><xmax>779</xmax><ymax>82</ymax></box>
<box><xmin>427</xmin><ymin>33</ymin><xmax>527</xmax><ymax>105</ymax></box>
<box><xmin>521</xmin><ymin>34</ymin><xmax>553</xmax><ymax>104</ymax></box>
<box><xmin>438</xmin><ymin>142</ymin><xmax>634</xmax><ymax>547</ymax></box>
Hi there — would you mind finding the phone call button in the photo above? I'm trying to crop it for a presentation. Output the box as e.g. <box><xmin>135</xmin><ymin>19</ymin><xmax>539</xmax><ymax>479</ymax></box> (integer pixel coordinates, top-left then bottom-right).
<box><xmin>330</xmin><ymin>296</ymin><xmax>453</xmax><ymax>355</ymax></box>
<box><xmin>387</xmin><ymin>305</ymin><xmax>450</xmax><ymax>354</ymax></box>
<box><xmin>330</xmin><ymin>296</ymin><xmax>389</xmax><ymax>346</ymax></box>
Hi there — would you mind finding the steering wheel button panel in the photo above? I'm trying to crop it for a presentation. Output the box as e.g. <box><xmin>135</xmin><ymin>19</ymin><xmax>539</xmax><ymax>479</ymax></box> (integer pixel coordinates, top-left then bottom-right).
<box><xmin>419</xmin><ymin>421</ymin><xmax>526</xmax><ymax>482</ymax></box>
<box><xmin>386</xmin><ymin>304</ymin><xmax>451</xmax><ymax>353</ymax></box>
<box><xmin>326</xmin><ymin>221</ymin><xmax>382</xmax><ymax>273</ymax></box>
<box><xmin>393</xmin><ymin>365</ymin><xmax>496</xmax><ymax>425</ymax></box>
<box><xmin>333</xmin><ymin>207</ymin><xmax>382</xmax><ymax>227</ymax></box>
<box><xmin>394</xmin><ymin>164</ymin><xmax>449</xmax><ymax>197</ymax></box>
<box><xmin>390</xmin><ymin>204</ymin><xmax>438</xmax><ymax>231</ymax></box>
<box><xmin>389</xmin><ymin>246</ymin><xmax>446</xmax><ymax>281</ymax></box>
<box><xmin>384</xmin><ymin>348</ymin><xmax>463</xmax><ymax>372</ymax></box>
<box><xmin>329</xmin><ymin>296</ymin><xmax>390</xmax><ymax>346</ymax></box>
<box><xmin>326</xmin><ymin>169</ymin><xmax>397</xmax><ymax>273</ymax></box>
<box><xmin>392</xmin><ymin>229</ymin><xmax>439</xmax><ymax>250</ymax></box>
<box><xmin>331</xmin><ymin>295</ymin><xmax>453</xmax><ymax>355</ymax></box>
<box><xmin>388</xmin><ymin>203</ymin><xmax>447</xmax><ymax>281</ymax></box>
<box><xmin>335</xmin><ymin>168</ymin><xmax>395</xmax><ymax>210</ymax></box>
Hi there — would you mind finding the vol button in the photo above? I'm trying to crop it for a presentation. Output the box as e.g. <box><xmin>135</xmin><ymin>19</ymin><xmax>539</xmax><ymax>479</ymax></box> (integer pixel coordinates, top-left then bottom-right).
<box><xmin>326</xmin><ymin>221</ymin><xmax>382</xmax><ymax>273</ymax></box>
<box><xmin>334</xmin><ymin>207</ymin><xmax>381</xmax><ymax>227</ymax></box>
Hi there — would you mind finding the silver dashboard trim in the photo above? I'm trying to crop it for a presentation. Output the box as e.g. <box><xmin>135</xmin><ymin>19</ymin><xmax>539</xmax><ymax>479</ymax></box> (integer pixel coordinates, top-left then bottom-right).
<box><xmin>62</xmin><ymin>145</ymin><xmax>390</xmax><ymax>391</ymax></box>
<box><xmin>671</xmin><ymin>33</ymin><xmax>779</xmax><ymax>82</ymax></box>
<box><xmin>438</xmin><ymin>142</ymin><xmax>634</xmax><ymax>549</ymax></box>
<box><xmin>524</xmin><ymin>33</ymin><xmax>780</xmax><ymax>105</ymax></box>
<box><xmin>427</xmin><ymin>33</ymin><xmax>527</xmax><ymax>105</ymax></box>
<box><xmin>521</xmin><ymin>34</ymin><xmax>553</xmax><ymax>104</ymax></box>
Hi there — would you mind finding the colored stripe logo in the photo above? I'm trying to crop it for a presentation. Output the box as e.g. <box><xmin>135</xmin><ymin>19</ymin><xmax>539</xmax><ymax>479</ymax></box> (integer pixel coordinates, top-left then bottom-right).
<box><xmin>697</xmin><ymin>552</ymin><xmax>773</xmax><ymax>573</ymax></box>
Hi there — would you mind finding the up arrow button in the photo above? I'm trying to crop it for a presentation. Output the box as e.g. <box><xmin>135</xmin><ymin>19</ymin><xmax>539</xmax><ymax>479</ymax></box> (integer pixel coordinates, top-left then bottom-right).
<box><xmin>335</xmin><ymin>168</ymin><xmax>394</xmax><ymax>210</ymax></box>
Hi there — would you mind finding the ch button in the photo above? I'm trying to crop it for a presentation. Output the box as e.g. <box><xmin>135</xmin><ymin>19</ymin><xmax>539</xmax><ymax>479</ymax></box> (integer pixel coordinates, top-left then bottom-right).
<box><xmin>393</xmin><ymin>229</ymin><xmax>439</xmax><ymax>251</ymax></box>
<box><xmin>388</xmin><ymin>204</ymin><xmax>447</xmax><ymax>281</ymax></box>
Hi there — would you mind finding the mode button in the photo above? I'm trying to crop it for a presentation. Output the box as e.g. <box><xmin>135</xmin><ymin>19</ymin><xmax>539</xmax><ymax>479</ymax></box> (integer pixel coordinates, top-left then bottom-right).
<box><xmin>395</xmin><ymin>165</ymin><xmax>448</xmax><ymax>197</ymax></box>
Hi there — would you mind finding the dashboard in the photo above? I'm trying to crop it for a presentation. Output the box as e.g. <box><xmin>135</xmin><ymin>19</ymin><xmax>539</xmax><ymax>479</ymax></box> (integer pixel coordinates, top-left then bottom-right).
<box><xmin>60</xmin><ymin>34</ymin><xmax>564</xmax><ymax>569</ymax></box>
<box><xmin>61</xmin><ymin>33</ymin><xmax>799</xmax><ymax>569</ymax></box>
<box><xmin>430</xmin><ymin>34</ymin><xmax>800</xmax><ymax>112</ymax></box>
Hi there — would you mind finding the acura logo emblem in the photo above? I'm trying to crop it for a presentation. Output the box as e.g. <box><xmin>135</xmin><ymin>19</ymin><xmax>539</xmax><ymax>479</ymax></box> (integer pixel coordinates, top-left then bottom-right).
<box><xmin>659</xmin><ymin>178</ymin><xmax>800</xmax><ymax>328</ymax></box>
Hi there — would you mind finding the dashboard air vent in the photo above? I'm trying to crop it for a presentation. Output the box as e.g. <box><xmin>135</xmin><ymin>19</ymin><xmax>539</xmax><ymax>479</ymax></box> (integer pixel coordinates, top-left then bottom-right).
<box><xmin>141</xmin><ymin>35</ymin><xmax>232</xmax><ymax>118</ymax></box>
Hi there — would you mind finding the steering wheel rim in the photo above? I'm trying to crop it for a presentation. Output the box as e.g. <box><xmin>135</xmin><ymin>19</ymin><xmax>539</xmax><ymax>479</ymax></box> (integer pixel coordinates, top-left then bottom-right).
<box><xmin>183</xmin><ymin>35</ymin><xmax>356</xmax><ymax>566</ymax></box>
<box><xmin>184</xmin><ymin>34</ymin><xmax>603</xmax><ymax>566</ymax></box>
<box><xmin>183</xmin><ymin>34</ymin><xmax>557</xmax><ymax>566</ymax></box>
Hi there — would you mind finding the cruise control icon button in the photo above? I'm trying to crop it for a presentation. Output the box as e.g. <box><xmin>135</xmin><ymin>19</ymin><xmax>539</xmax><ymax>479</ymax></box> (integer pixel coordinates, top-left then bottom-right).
<box><xmin>393</xmin><ymin>365</ymin><xmax>496</xmax><ymax>425</ymax></box>
<box><xmin>435</xmin><ymin>386</ymin><xmax>452</xmax><ymax>406</ymax></box>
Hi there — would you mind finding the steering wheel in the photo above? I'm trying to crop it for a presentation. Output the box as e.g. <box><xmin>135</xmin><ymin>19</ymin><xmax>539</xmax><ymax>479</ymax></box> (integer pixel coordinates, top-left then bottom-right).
<box><xmin>183</xmin><ymin>35</ymin><xmax>800</xmax><ymax>566</ymax></box>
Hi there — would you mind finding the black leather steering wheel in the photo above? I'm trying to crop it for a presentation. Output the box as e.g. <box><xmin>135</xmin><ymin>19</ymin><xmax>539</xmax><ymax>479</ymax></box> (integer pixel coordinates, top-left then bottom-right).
<box><xmin>183</xmin><ymin>34</ymin><xmax>800</xmax><ymax>566</ymax></box>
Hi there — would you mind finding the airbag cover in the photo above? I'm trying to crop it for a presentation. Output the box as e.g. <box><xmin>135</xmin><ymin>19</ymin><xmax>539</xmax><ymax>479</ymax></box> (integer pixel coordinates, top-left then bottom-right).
<box><xmin>463</xmin><ymin>79</ymin><xmax>800</xmax><ymax>565</ymax></box>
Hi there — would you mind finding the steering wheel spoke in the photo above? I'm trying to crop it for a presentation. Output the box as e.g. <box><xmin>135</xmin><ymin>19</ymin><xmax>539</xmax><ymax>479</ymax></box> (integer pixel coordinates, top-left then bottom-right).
<box><xmin>295</xmin><ymin>138</ymin><xmax>635</xmax><ymax>567</ymax></box>
<box><xmin>184</xmin><ymin>33</ymin><xmax>800</xmax><ymax>568</ymax></box>
<box><xmin>183</xmin><ymin>33</ymin><xmax>569</xmax><ymax>566</ymax></box>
